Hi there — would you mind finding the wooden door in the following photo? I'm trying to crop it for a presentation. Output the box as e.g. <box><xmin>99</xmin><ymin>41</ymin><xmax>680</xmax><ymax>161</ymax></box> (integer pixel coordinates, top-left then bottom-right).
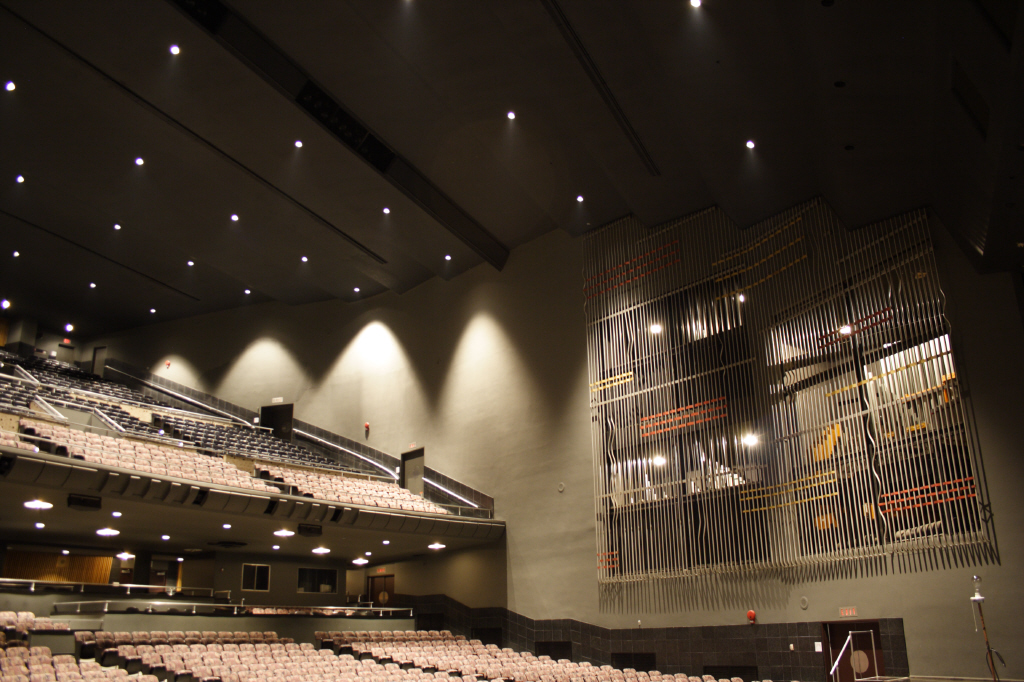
<box><xmin>367</xmin><ymin>575</ymin><xmax>395</xmax><ymax>606</ymax></box>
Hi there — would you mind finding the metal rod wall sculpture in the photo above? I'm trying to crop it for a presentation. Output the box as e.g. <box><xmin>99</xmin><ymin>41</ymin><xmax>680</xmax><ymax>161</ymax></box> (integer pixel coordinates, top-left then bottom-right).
<box><xmin>583</xmin><ymin>199</ymin><xmax>992</xmax><ymax>583</ymax></box>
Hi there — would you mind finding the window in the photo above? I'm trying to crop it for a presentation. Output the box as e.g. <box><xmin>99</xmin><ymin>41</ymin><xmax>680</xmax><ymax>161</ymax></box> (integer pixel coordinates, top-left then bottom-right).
<box><xmin>297</xmin><ymin>567</ymin><xmax>337</xmax><ymax>593</ymax></box>
<box><xmin>241</xmin><ymin>564</ymin><xmax>270</xmax><ymax>591</ymax></box>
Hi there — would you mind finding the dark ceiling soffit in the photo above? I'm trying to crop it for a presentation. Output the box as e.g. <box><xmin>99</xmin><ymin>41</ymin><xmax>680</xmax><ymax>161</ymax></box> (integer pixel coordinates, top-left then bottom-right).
<box><xmin>0</xmin><ymin>208</ymin><xmax>201</xmax><ymax>301</ymax></box>
<box><xmin>538</xmin><ymin>0</ymin><xmax>661</xmax><ymax>178</ymax></box>
<box><xmin>169</xmin><ymin>0</ymin><xmax>510</xmax><ymax>271</ymax></box>
<box><xmin>0</xmin><ymin>4</ymin><xmax>388</xmax><ymax>269</ymax></box>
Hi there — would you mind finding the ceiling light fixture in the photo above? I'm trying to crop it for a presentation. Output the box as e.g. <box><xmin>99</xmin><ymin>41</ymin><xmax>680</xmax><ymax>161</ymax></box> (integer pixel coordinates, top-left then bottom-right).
<box><xmin>312</xmin><ymin>547</ymin><xmax>330</xmax><ymax>554</ymax></box>
<box><xmin>222</xmin><ymin>524</ymin><xmax>231</xmax><ymax>529</ymax></box>
<box><xmin>352</xmin><ymin>558</ymin><xmax>368</xmax><ymax>565</ymax></box>
<box><xmin>187</xmin><ymin>260</ymin><xmax>194</xmax><ymax>266</ymax></box>
<box><xmin>96</xmin><ymin>528</ymin><xmax>120</xmax><ymax>537</ymax></box>
<box><xmin>428</xmin><ymin>542</ymin><xmax>445</xmax><ymax>550</ymax></box>
<box><xmin>61</xmin><ymin>550</ymin><xmax>69</xmax><ymax>555</ymax></box>
<box><xmin>12</xmin><ymin>251</ymin><xmax>19</xmax><ymax>257</ymax></box>
<box><xmin>111</xmin><ymin>511</ymin><xmax>122</xmax><ymax>518</ymax></box>
<box><xmin>135</xmin><ymin>157</ymin><xmax>144</xmax><ymax>166</ymax></box>
<box><xmin>690</xmin><ymin>0</ymin><xmax>701</xmax><ymax>6</ymax></box>
<box><xmin>16</xmin><ymin>175</ymin><xmax>24</xmax><ymax>183</ymax></box>
<box><xmin>383</xmin><ymin>207</ymin><xmax>390</xmax><ymax>214</ymax></box>
<box><xmin>177</xmin><ymin>557</ymin><xmax>184</xmax><ymax>562</ymax></box>
<box><xmin>161</xmin><ymin>535</ymin><xmax>170</xmax><ymax>540</ymax></box>
<box><xmin>741</xmin><ymin>433</ymin><xmax>759</xmax><ymax>447</ymax></box>
<box><xmin>1</xmin><ymin>300</ymin><xmax>10</xmax><ymax>310</ymax></box>
<box><xmin>353</xmin><ymin>287</ymin><xmax>360</xmax><ymax>293</ymax></box>
<box><xmin>839</xmin><ymin>325</ymin><xmax>852</xmax><ymax>335</ymax></box>
<box><xmin>150</xmin><ymin>308</ymin><xmax>156</xmax><ymax>313</ymax></box>
<box><xmin>116</xmin><ymin>552</ymin><xmax>134</xmax><ymax>561</ymax></box>
<box><xmin>382</xmin><ymin>540</ymin><xmax>390</xmax><ymax>545</ymax></box>
<box><xmin>90</xmin><ymin>283</ymin><xmax>96</xmax><ymax>289</ymax></box>
<box><xmin>244</xmin><ymin>289</ymin><xmax>251</xmax><ymax>295</ymax></box>
<box><xmin>24</xmin><ymin>500</ymin><xmax>53</xmax><ymax>510</ymax></box>
<box><xmin>507</xmin><ymin>111</ymin><xmax>515</xmax><ymax>120</ymax></box>
<box><xmin>114</xmin><ymin>224</ymin><xmax>121</xmax><ymax>230</ymax></box>
<box><xmin>273</xmin><ymin>529</ymin><xmax>295</xmax><ymax>537</ymax></box>
<box><xmin>652</xmin><ymin>455</ymin><xmax>667</xmax><ymax>466</ymax></box>
<box><xmin>746</xmin><ymin>140</ymin><xmax>755</xmax><ymax>149</ymax></box>
<box><xmin>169</xmin><ymin>45</ymin><xmax>180</xmax><ymax>55</ymax></box>
<box><xmin>231</xmin><ymin>214</ymin><xmax>239</xmax><ymax>222</ymax></box>
<box><xmin>301</xmin><ymin>256</ymin><xmax>308</xmax><ymax>262</ymax></box>
<box><xmin>738</xmin><ymin>293</ymin><xmax>746</xmax><ymax>302</ymax></box>
<box><xmin>35</xmin><ymin>522</ymin><xmax>45</xmax><ymax>529</ymax></box>
<box><xmin>576</xmin><ymin>195</ymin><xmax>584</xmax><ymax>202</ymax></box>
<box><xmin>650</xmin><ymin>323</ymin><xmax>663</xmax><ymax>334</ymax></box>
<box><xmin>272</xmin><ymin>545</ymin><xmax>280</xmax><ymax>550</ymax></box>
<box><xmin>5</xmin><ymin>82</ymin><xmax>14</xmax><ymax>91</ymax></box>
<box><xmin>294</xmin><ymin>140</ymin><xmax>302</xmax><ymax>148</ymax></box>
<box><xmin>445</xmin><ymin>255</ymin><xmax>452</xmax><ymax>261</ymax></box>
<box><xmin>365</xmin><ymin>551</ymin><xmax>372</xmax><ymax>556</ymax></box>
<box><xmin>65</xmin><ymin>323</ymin><xmax>74</xmax><ymax>333</ymax></box>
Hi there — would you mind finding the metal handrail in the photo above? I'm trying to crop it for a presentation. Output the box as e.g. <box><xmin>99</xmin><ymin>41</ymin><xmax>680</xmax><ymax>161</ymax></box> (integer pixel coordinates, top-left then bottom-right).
<box><xmin>830</xmin><ymin>629</ymin><xmax>880</xmax><ymax>681</ymax></box>
<box><xmin>0</xmin><ymin>578</ymin><xmax>216</xmax><ymax>598</ymax></box>
<box><xmin>52</xmin><ymin>600</ymin><xmax>413</xmax><ymax>618</ymax></box>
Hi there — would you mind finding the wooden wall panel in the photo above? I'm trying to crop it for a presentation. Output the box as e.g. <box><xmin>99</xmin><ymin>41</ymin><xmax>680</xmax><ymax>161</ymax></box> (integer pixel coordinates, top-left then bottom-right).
<box><xmin>2</xmin><ymin>551</ymin><xmax>113</xmax><ymax>584</ymax></box>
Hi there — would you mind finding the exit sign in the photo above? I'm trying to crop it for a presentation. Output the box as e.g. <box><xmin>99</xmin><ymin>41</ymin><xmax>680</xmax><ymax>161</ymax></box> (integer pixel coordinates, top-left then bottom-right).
<box><xmin>376</xmin><ymin>567</ymin><xmax>386</xmax><ymax>574</ymax></box>
<box><xmin>839</xmin><ymin>606</ymin><xmax>858</xmax><ymax>618</ymax></box>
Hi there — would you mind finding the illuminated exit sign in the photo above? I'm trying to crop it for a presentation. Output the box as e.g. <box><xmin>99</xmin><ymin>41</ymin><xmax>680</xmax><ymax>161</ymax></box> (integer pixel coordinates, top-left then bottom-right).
<box><xmin>839</xmin><ymin>606</ymin><xmax>858</xmax><ymax>618</ymax></box>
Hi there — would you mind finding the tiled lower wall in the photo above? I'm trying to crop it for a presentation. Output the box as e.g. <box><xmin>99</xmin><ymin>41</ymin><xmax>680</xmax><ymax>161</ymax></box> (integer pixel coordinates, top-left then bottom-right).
<box><xmin>395</xmin><ymin>594</ymin><xmax>909</xmax><ymax>682</ymax></box>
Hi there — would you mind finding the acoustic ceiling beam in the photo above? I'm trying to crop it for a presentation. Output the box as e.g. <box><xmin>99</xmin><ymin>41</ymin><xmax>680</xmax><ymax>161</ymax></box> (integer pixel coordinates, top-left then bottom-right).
<box><xmin>168</xmin><ymin>0</ymin><xmax>510</xmax><ymax>271</ymax></box>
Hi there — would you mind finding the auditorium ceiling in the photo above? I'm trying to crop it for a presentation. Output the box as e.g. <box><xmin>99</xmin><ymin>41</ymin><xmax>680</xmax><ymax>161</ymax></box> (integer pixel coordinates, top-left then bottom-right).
<box><xmin>0</xmin><ymin>0</ymin><xmax>1021</xmax><ymax>337</ymax></box>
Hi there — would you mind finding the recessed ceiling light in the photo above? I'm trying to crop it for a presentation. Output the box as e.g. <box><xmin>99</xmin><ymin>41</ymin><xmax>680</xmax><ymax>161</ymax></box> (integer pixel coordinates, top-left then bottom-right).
<box><xmin>272</xmin><ymin>545</ymin><xmax>280</xmax><ymax>550</ymax></box>
<box><xmin>12</xmin><ymin>251</ymin><xmax>19</xmax><ymax>257</ymax></box>
<box><xmin>150</xmin><ymin>308</ymin><xmax>156</xmax><ymax>313</ymax></box>
<box><xmin>741</xmin><ymin>434</ymin><xmax>759</xmax><ymax>447</ymax></box>
<box><xmin>352</xmin><ymin>557</ymin><xmax>368</xmax><ymax>565</ymax></box>
<box><xmin>5</xmin><ymin>81</ymin><xmax>14</xmax><ymax>91</ymax></box>
<box><xmin>294</xmin><ymin>140</ymin><xmax>303</xmax><ymax>148</ymax></box>
<box><xmin>576</xmin><ymin>195</ymin><xmax>584</xmax><ymax>202</ymax></box>
<box><xmin>365</xmin><ymin>551</ymin><xmax>372</xmax><ymax>556</ymax></box>
<box><xmin>90</xmin><ymin>283</ymin><xmax>96</xmax><ymax>289</ymax></box>
<box><xmin>690</xmin><ymin>0</ymin><xmax>701</xmax><ymax>6</ymax></box>
<box><xmin>116</xmin><ymin>552</ymin><xmax>134</xmax><ymax>561</ymax></box>
<box><xmin>383</xmin><ymin>207</ymin><xmax>390</xmax><ymax>214</ymax></box>
<box><xmin>428</xmin><ymin>542</ymin><xmax>446</xmax><ymax>550</ymax></box>
<box><xmin>96</xmin><ymin>528</ymin><xmax>120</xmax><ymax>536</ymax></box>
<box><xmin>312</xmin><ymin>547</ymin><xmax>330</xmax><ymax>554</ymax></box>
<box><xmin>244</xmin><ymin>289</ymin><xmax>251</xmax><ymax>295</ymax></box>
<box><xmin>382</xmin><ymin>540</ymin><xmax>390</xmax><ymax>545</ymax></box>
<box><xmin>170</xmin><ymin>45</ymin><xmax>180</xmax><ymax>55</ymax></box>
<box><xmin>135</xmin><ymin>157</ymin><xmax>144</xmax><ymax>166</ymax></box>
<box><xmin>746</xmin><ymin>140</ymin><xmax>755</xmax><ymax>149</ymax></box>
<box><xmin>35</xmin><ymin>522</ymin><xmax>45</xmax><ymax>529</ymax></box>
<box><xmin>652</xmin><ymin>455</ymin><xmax>667</xmax><ymax>466</ymax></box>
<box><xmin>161</xmin><ymin>535</ymin><xmax>170</xmax><ymax>540</ymax></box>
<box><xmin>111</xmin><ymin>511</ymin><xmax>122</xmax><ymax>517</ymax></box>
<box><xmin>273</xmin><ymin>529</ymin><xmax>294</xmax><ymax>537</ymax></box>
<box><xmin>222</xmin><ymin>523</ymin><xmax>231</xmax><ymax>529</ymax></box>
<box><xmin>445</xmin><ymin>255</ymin><xmax>452</xmax><ymax>261</ymax></box>
<box><xmin>301</xmin><ymin>256</ymin><xmax>308</xmax><ymax>262</ymax></box>
<box><xmin>61</xmin><ymin>550</ymin><xmax>69</xmax><ymax>555</ymax></box>
<box><xmin>737</xmin><ymin>293</ymin><xmax>746</xmax><ymax>302</ymax></box>
<box><xmin>354</xmin><ymin>287</ymin><xmax>360</xmax><ymax>293</ymax></box>
<box><xmin>114</xmin><ymin>224</ymin><xmax>121</xmax><ymax>230</ymax></box>
<box><xmin>16</xmin><ymin>175</ymin><xmax>24</xmax><ymax>183</ymax></box>
<box><xmin>231</xmin><ymin>214</ymin><xmax>239</xmax><ymax>222</ymax></box>
<box><xmin>507</xmin><ymin>111</ymin><xmax>515</xmax><ymax>120</ymax></box>
<box><xmin>650</xmin><ymin>323</ymin><xmax>662</xmax><ymax>334</ymax></box>
<box><xmin>65</xmin><ymin>323</ymin><xmax>74</xmax><ymax>333</ymax></box>
<box><xmin>187</xmin><ymin>260</ymin><xmax>194</xmax><ymax>267</ymax></box>
<box><xmin>24</xmin><ymin>500</ymin><xmax>53</xmax><ymax>510</ymax></box>
<box><xmin>1</xmin><ymin>300</ymin><xmax>11</xmax><ymax>310</ymax></box>
<box><xmin>839</xmin><ymin>325</ymin><xmax>852</xmax><ymax>335</ymax></box>
<box><xmin>177</xmin><ymin>557</ymin><xmax>184</xmax><ymax>562</ymax></box>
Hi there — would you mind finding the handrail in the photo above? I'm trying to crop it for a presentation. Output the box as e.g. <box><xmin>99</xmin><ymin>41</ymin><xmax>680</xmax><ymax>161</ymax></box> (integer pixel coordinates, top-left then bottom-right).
<box><xmin>93</xmin><ymin>408</ymin><xmax>126</xmax><ymax>433</ymax></box>
<box><xmin>31</xmin><ymin>397</ymin><xmax>68</xmax><ymax>421</ymax></box>
<box><xmin>830</xmin><ymin>633</ymin><xmax>853</xmax><ymax>677</ymax></box>
<box><xmin>0</xmin><ymin>577</ymin><xmax>215</xmax><ymax>598</ymax></box>
<box><xmin>105</xmin><ymin>366</ymin><xmax>253</xmax><ymax>427</ymax></box>
<box><xmin>294</xmin><ymin>428</ymin><xmax>398</xmax><ymax>479</ymax></box>
<box><xmin>52</xmin><ymin>600</ymin><xmax>413</xmax><ymax>618</ymax></box>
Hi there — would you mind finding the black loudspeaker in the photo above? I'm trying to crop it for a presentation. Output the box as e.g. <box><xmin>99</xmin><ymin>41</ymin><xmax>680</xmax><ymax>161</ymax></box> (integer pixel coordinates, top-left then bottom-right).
<box><xmin>298</xmin><ymin>524</ymin><xmax>322</xmax><ymax>537</ymax></box>
<box><xmin>67</xmin><ymin>494</ymin><xmax>102</xmax><ymax>511</ymax></box>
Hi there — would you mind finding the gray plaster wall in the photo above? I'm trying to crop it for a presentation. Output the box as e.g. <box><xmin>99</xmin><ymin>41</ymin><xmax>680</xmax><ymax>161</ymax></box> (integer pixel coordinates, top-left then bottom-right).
<box><xmin>78</xmin><ymin>225</ymin><xmax>1024</xmax><ymax>679</ymax></box>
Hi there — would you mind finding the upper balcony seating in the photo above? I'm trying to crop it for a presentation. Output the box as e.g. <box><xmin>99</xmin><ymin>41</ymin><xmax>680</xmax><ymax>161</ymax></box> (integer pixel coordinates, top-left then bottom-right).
<box><xmin>14</xmin><ymin>419</ymin><xmax>279</xmax><ymax>494</ymax></box>
<box><xmin>258</xmin><ymin>466</ymin><xmax>448</xmax><ymax>515</ymax></box>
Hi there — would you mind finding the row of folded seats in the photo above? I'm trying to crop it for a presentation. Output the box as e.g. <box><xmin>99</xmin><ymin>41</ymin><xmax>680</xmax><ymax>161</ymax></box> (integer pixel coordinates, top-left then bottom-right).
<box><xmin>259</xmin><ymin>466</ymin><xmax>449</xmax><ymax>515</ymax></box>
<box><xmin>17</xmin><ymin>419</ymin><xmax>280</xmax><ymax>493</ymax></box>
<box><xmin>0</xmin><ymin>614</ymin><xmax>69</xmax><ymax>635</ymax></box>
<box><xmin>75</xmin><ymin>632</ymin><xmax>293</xmax><ymax>659</ymax></box>
<box><xmin>158</xmin><ymin>416</ymin><xmax>317</xmax><ymax>463</ymax></box>
<box><xmin>0</xmin><ymin>646</ymin><xmax>147</xmax><ymax>682</ymax></box>
<box><xmin>9</xmin><ymin>355</ymin><xmax>169</xmax><ymax>409</ymax></box>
